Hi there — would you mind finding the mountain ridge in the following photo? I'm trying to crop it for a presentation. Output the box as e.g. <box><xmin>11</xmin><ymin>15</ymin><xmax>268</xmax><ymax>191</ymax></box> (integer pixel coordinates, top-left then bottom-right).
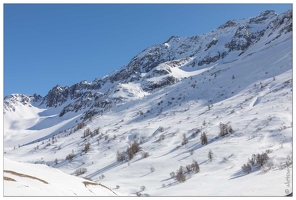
<box><xmin>4</xmin><ymin>9</ymin><xmax>292</xmax><ymax>119</ymax></box>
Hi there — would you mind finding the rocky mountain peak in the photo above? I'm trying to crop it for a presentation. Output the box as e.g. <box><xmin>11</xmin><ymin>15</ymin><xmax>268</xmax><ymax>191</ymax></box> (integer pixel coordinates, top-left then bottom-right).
<box><xmin>4</xmin><ymin>9</ymin><xmax>292</xmax><ymax>119</ymax></box>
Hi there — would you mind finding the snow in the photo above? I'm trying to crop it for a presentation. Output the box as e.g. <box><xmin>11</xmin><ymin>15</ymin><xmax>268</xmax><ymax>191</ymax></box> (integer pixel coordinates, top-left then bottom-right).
<box><xmin>3</xmin><ymin>9</ymin><xmax>292</xmax><ymax>197</ymax></box>
<box><xmin>3</xmin><ymin>158</ymin><xmax>117</xmax><ymax>196</ymax></box>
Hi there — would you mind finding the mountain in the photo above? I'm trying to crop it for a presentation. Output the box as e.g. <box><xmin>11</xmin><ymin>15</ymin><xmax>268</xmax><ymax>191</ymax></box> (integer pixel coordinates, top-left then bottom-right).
<box><xmin>4</xmin><ymin>9</ymin><xmax>292</xmax><ymax>196</ymax></box>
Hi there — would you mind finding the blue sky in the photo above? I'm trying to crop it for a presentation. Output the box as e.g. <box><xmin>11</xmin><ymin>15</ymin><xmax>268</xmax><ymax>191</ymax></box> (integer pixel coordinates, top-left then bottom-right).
<box><xmin>4</xmin><ymin>3</ymin><xmax>292</xmax><ymax>97</ymax></box>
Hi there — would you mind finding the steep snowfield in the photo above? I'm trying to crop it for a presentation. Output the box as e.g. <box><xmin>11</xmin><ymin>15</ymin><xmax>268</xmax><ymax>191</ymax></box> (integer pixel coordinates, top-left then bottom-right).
<box><xmin>3</xmin><ymin>9</ymin><xmax>292</xmax><ymax>196</ymax></box>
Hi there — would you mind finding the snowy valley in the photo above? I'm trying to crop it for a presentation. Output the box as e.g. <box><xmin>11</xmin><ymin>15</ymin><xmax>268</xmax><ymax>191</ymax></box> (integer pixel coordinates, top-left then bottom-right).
<box><xmin>3</xmin><ymin>9</ymin><xmax>293</xmax><ymax>196</ymax></box>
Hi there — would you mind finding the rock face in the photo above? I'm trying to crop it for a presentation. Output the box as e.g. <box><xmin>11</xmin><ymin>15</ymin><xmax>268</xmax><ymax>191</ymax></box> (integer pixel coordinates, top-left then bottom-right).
<box><xmin>4</xmin><ymin>9</ymin><xmax>292</xmax><ymax>119</ymax></box>
<box><xmin>3</xmin><ymin>94</ymin><xmax>42</xmax><ymax>113</ymax></box>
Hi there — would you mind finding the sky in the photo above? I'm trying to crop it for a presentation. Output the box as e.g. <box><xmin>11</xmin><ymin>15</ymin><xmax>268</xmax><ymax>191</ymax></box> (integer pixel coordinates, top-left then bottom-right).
<box><xmin>3</xmin><ymin>3</ymin><xmax>292</xmax><ymax>97</ymax></box>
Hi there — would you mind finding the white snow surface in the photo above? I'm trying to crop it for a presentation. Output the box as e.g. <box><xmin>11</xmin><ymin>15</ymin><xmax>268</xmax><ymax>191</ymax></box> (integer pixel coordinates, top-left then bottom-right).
<box><xmin>3</xmin><ymin>9</ymin><xmax>292</xmax><ymax>197</ymax></box>
<box><xmin>3</xmin><ymin>158</ymin><xmax>117</xmax><ymax>196</ymax></box>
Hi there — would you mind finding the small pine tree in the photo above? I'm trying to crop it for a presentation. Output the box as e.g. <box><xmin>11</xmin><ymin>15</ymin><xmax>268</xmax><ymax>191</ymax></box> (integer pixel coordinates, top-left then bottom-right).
<box><xmin>219</xmin><ymin>123</ymin><xmax>234</xmax><ymax>136</ymax></box>
<box><xmin>127</xmin><ymin>140</ymin><xmax>141</xmax><ymax>160</ymax></box>
<box><xmin>192</xmin><ymin>160</ymin><xmax>200</xmax><ymax>173</ymax></box>
<box><xmin>256</xmin><ymin>152</ymin><xmax>269</xmax><ymax>166</ymax></box>
<box><xmin>141</xmin><ymin>151</ymin><xmax>150</xmax><ymax>158</ymax></box>
<box><xmin>116</xmin><ymin>150</ymin><xmax>126</xmax><ymax>162</ymax></box>
<box><xmin>242</xmin><ymin>163</ymin><xmax>252</xmax><ymax>174</ymax></box>
<box><xmin>203</xmin><ymin>119</ymin><xmax>206</xmax><ymax>126</ymax></box>
<box><xmin>140</xmin><ymin>186</ymin><xmax>146</xmax><ymax>191</ymax></box>
<box><xmin>176</xmin><ymin>166</ymin><xmax>186</xmax><ymax>182</ymax></box>
<box><xmin>181</xmin><ymin>134</ymin><xmax>188</xmax><ymax>146</ymax></box>
<box><xmin>84</xmin><ymin>142</ymin><xmax>91</xmax><ymax>153</ymax></box>
<box><xmin>66</xmin><ymin>153</ymin><xmax>74</xmax><ymax>161</ymax></box>
<box><xmin>200</xmin><ymin>132</ymin><xmax>208</xmax><ymax>145</ymax></box>
<box><xmin>150</xmin><ymin>166</ymin><xmax>155</xmax><ymax>172</ymax></box>
<box><xmin>170</xmin><ymin>172</ymin><xmax>175</xmax><ymax>178</ymax></box>
<box><xmin>208</xmin><ymin>150</ymin><xmax>213</xmax><ymax>162</ymax></box>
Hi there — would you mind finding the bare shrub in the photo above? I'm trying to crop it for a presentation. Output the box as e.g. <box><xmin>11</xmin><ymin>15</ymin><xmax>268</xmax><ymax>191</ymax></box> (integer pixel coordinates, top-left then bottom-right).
<box><xmin>159</xmin><ymin>134</ymin><xmax>165</xmax><ymax>141</ymax></box>
<box><xmin>116</xmin><ymin>150</ymin><xmax>126</xmax><ymax>162</ymax></box>
<box><xmin>82</xmin><ymin>128</ymin><xmax>91</xmax><ymax>138</ymax></box>
<box><xmin>191</xmin><ymin>129</ymin><xmax>201</xmax><ymax>138</ymax></box>
<box><xmin>66</xmin><ymin>153</ymin><xmax>74</xmax><ymax>161</ymax></box>
<box><xmin>208</xmin><ymin>150</ymin><xmax>213</xmax><ymax>161</ymax></box>
<box><xmin>140</xmin><ymin>186</ymin><xmax>146</xmax><ymax>191</ymax></box>
<box><xmin>248</xmin><ymin>154</ymin><xmax>256</xmax><ymax>166</ymax></box>
<box><xmin>127</xmin><ymin>140</ymin><xmax>141</xmax><ymax>160</ymax></box>
<box><xmin>150</xmin><ymin>166</ymin><xmax>155</xmax><ymax>172</ymax></box>
<box><xmin>94</xmin><ymin>127</ymin><xmax>100</xmax><ymax>136</ymax></box>
<box><xmin>84</xmin><ymin>142</ymin><xmax>91</xmax><ymax>153</ymax></box>
<box><xmin>74</xmin><ymin>168</ymin><xmax>87</xmax><ymax>176</ymax></box>
<box><xmin>141</xmin><ymin>151</ymin><xmax>150</xmax><ymax>158</ymax></box>
<box><xmin>256</xmin><ymin>153</ymin><xmax>269</xmax><ymax>166</ymax></box>
<box><xmin>77</xmin><ymin>122</ymin><xmax>85</xmax><ymax>130</ymax></box>
<box><xmin>243</xmin><ymin>152</ymin><xmax>270</xmax><ymax>174</ymax></box>
<box><xmin>219</xmin><ymin>123</ymin><xmax>234</xmax><ymax>136</ymax></box>
<box><xmin>176</xmin><ymin>166</ymin><xmax>186</xmax><ymax>182</ymax></box>
<box><xmin>170</xmin><ymin>172</ymin><xmax>175</xmax><ymax>178</ymax></box>
<box><xmin>241</xmin><ymin>163</ymin><xmax>252</xmax><ymax>174</ymax></box>
<box><xmin>191</xmin><ymin>160</ymin><xmax>200</xmax><ymax>173</ymax></box>
<box><xmin>266</xmin><ymin>149</ymin><xmax>273</xmax><ymax>154</ymax></box>
<box><xmin>200</xmin><ymin>132</ymin><xmax>208</xmax><ymax>145</ymax></box>
<box><xmin>99</xmin><ymin>174</ymin><xmax>105</xmax><ymax>180</ymax></box>
<box><xmin>181</xmin><ymin>134</ymin><xmax>188</xmax><ymax>146</ymax></box>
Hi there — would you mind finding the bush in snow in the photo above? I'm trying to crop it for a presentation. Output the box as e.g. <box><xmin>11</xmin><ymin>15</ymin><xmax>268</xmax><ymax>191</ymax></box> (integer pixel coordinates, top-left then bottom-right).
<box><xmin>116</xmin><ymin>150</ymin><xmax>126</xmax><ymax>162</ymax></box>
<box><xmin>82</xmin><ymin>128</ymin><xmax>91</xmax><ymax>138</ymax></box>
<box><xmin>150</xmin><ymin>166</ymin><xmax>155</xmax><ymax>172</ymax></box>
<box><xmin>255</xmin><ymin>153</ymin><xmax>269</xmax><ymax>167</ymax></box>
<box><xmin>241</xmin><ymin>163</ymin><xmax>252</xmax><ymax>174</ymax></box>
<box><xmin>84</xmin><ymin>142</ymin><xmax>91</xmax><ymax>153</ymax></box>
<box><xmin>181</xmin><ymin>134</ymin><xmax>188</xmax><ymax>146</ymax></box>
<box><xmin>191</xmin><ymin>128</ymin><xmax>200</xmax><ymax>138</ymax></box>
<box><xmin>159</xmin><ymin>126</ymin><xmax>164</xmax><ymax>132</ymax></box>
<box><xmin>170</xmin><ymin>172</ymin><xmax>175</xmax><ymax>178</ymax></box>
<box><xmin>105</xmin><ymin>135</ymin><xmax>109</xmax><ymax>141</ymax></box>
<box><xmin>159</xmin><ymin>134</ymin><xmax>165</xmax><ymax>141</ymax></box>
<box><xmin>191</xmin><ymin>160</ymin><xmax>200</xmax><ymax>173</ymax></box>
<box><xmin>200</xmin><ymin>132</ymin><xmax>208</xmax><ymax>145</ymax></box>
<box><xmin>66</xmin><ymin>153</ymin><xmax>75</xmax><ymax>161</ymax></box>
<box><xmin>140</xmin><ymin>186</ymin><xmax>146</xmax><ymax>191</ymax></box>
<box><xmin>141</xmin><ymin>151</ymin><xmax>150</xmax><ymax>158</ymax></box>
<box><xmin>219</xmin><ymin>123</ymin><xmax>234</xmax><ymax>136</ymax></box>
<box><xmin>74</xmin><ymin>168</ymin><xmax>87</xmax><ymax>176</ymax></box>
<box><xmin>77</xmin><ymin>122</ymin><xmax>85</xmax><ymax>130</ymax></box>
<box><xmin>176</xmin><ymin>166</ymin><xmax>186</xmax><ymax>183</ymax></box>
<box><xmin>126</xmin><ymin>140</ymin><xmax>142</xmax><ymax>160</ymax></box>
<box><xmin>208</xmin><ymin>150</ymin><xmax>213</xmax><ymax>162</ymax></box>
<box><xmin>136</xmin><ymin>192</ymin><xmax>141</xmax><ymax>196</ymax></box>
<box><xmin>243</xmin><ymin>152</ymin><xmax>270</xmax><ymax>174</ymax></box>
<box><xmin>93</xmin><ymin>127</ymin><xmax>100</xmax><ymax>136</ymax></box>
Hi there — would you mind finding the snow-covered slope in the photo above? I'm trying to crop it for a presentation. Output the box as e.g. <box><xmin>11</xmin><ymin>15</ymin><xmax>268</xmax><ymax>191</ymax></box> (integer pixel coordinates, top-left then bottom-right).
<box><xmin>3</xmin><ymin>9</ymin><xmax>292</xmax><ymax>196</ymax></box>
<box><xmin>4</xmin><ymin>158</ymin><xmax>117</xmax><ymax>196</ymax></box>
